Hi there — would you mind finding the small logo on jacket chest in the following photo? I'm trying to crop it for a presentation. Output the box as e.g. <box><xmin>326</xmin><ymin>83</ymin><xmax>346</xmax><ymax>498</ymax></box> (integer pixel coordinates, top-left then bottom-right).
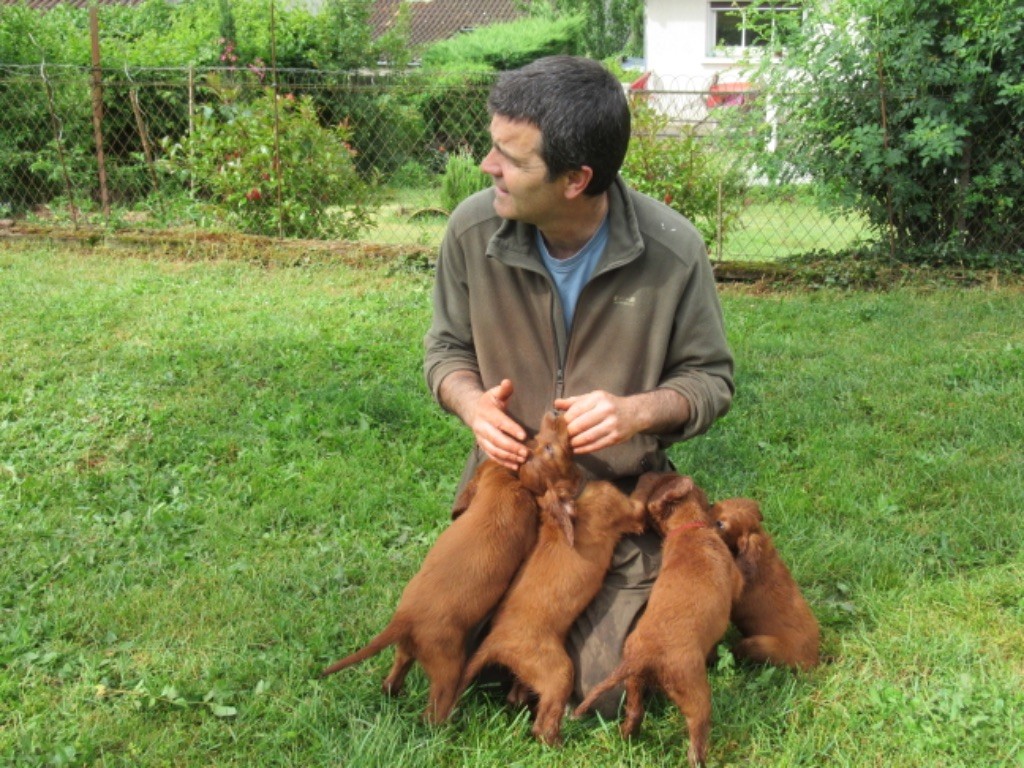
<box><xmin>613</xmin><ymin>294</ymin><xmax>637</xmax><ymax>307</ymax></box>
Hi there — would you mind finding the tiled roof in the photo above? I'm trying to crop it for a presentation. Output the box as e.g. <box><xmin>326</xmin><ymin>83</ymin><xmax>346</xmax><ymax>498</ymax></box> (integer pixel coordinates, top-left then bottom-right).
<box><xmin>371</xmin><ymin>0</ymin><xmax>526</xmax><ymax>47</ymax></box>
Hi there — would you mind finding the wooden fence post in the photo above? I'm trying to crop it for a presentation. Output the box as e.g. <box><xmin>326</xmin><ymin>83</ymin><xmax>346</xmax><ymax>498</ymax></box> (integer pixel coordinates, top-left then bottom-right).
<box><xmin>89</xmin><ymin>7</ymin><xmax>110</xmax><ymax>217</ymax></box>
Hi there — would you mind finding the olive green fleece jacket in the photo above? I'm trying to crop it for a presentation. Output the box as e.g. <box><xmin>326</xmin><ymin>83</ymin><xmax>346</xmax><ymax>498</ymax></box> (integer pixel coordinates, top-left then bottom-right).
<box><xmin>424</xmin><ymin>176</ymin><xmax>734</xmax><ymax>485</ymax></box>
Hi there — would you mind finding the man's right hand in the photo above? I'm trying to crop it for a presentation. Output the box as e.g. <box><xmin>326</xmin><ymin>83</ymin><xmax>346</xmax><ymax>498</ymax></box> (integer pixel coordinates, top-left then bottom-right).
<box><xmin>440</xmin><ymin>374</ymin><xmax>528</xmax><ymax>470</ymax></box>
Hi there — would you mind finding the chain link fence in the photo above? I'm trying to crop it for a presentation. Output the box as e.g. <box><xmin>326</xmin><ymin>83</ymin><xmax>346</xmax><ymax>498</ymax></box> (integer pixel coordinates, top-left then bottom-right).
<box><xmin>5</xmin><ymin>63</ymin><xmax>1015</xmax><ymax>262</ymax></box>
<box><xmin>0</xmin><ymin>64</ymin><xmax>498</xmax><ymax>249</ymax></box>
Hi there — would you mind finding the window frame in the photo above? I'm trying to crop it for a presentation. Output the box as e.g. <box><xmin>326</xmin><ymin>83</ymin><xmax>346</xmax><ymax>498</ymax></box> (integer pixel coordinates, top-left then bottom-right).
<box><xmin>706</xmin><ymin>1</ymin><xmax>800</xmax><ymax>58</ymax></box>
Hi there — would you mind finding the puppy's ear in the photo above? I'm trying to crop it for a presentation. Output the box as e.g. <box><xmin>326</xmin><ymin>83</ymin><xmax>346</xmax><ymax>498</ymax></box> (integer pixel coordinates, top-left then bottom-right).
<box><xmin>735</xmin><ymin>531</ymin><xmax>763</xmax><ymax>581</ymax></box>
<box><xmin>662</xmin><ymin>475</ymin><xmax>697</xmax><ymax>502</ymax></box>
<box><xmin>541</xmin><ymin>486</ymin><xmax>576</xmax><ymax>547</ymax></box>
<box><xmin>631</xmin><ymin>471</ymin><xmax>669</xmax><ymax>506</ymax></box>
<box><xmin>712</xmin><ymin>508</ymin><xmax>737</xmax><ymax>549</ymax></box>
<box><xmin>649</xmin><ymin>475</ymin><xmax>696</xmax><ymax>514</ymax></box>
<box><xmin>736</xmin><ymin>531</ymin><xmax>751</xmax><ymax>555</ymax></box>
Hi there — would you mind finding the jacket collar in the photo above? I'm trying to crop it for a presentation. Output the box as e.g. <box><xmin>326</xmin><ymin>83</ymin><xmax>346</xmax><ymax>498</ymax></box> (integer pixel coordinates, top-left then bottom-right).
<box><xmin>485</xmin><ymin>176</ymin><xmax>645</xmax><ymax>274</ymax></box>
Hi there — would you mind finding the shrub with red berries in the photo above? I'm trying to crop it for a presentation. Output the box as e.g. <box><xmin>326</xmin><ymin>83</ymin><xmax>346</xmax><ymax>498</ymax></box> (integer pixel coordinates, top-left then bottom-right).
<box><xmin>163</xmin><ymin>86</ymin><xmax>378</xmax><ymax>239</ymax></box>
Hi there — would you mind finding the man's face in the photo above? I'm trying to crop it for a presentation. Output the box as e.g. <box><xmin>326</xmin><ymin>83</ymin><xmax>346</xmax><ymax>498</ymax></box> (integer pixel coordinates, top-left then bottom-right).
<box><xmin>480</xmin><ymin>114</ymin><xmax>566</xmax><ymax>226</ymax></box>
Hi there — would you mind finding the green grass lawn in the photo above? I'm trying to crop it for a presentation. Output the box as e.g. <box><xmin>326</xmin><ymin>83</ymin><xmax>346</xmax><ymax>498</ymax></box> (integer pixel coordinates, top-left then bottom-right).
<box><xmin>1</xmin><ymin>241</ymin><xmax>1021</xmax><ymax>767</ymax></box>
<box><xmin>717</xmin><ymin>197</ymin><xmax>873</xmax><ymax>262</ymax></box>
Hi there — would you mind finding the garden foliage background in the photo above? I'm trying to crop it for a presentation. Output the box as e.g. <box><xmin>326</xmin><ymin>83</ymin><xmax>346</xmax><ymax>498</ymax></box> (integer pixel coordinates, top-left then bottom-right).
<box><xmin>0</xmin><ymin>60</ymin><xmax>876</xmax><ymax>262</ymax></box>
<box><xmin>3</xmin><ymin>0</ymin><xmax>1023</xmax><ymax>266</ymax></box>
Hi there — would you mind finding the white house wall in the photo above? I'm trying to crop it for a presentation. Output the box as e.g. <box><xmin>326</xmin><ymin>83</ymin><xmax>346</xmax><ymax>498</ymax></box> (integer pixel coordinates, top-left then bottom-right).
<box><xmin>643</xmin><ymin>0</ymin><xmax>761</xmax><ymax>124</ymax></box>
<box><xmin>644</xmin><ymin>0</ymin><xmax>749</xmax><ymax>87</ymax></box>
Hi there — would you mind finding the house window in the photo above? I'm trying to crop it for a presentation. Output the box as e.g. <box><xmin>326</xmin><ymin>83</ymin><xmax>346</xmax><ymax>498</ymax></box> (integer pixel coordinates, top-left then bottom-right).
<box><xmin>708</xmin><ymin>1</ymin><xmax>799</xmax><ymax>57</ymax></box>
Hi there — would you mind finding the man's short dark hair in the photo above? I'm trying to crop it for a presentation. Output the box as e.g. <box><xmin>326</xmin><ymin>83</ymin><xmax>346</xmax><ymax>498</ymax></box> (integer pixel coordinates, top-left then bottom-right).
<box><xmin>487</xmin><ymin>55</ymin><xmax>630</xmax><ymax>196</ymax></box>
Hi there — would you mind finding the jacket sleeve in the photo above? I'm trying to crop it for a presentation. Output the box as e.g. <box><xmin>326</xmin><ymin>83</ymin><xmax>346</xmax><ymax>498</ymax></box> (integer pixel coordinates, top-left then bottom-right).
<box><xmin>423</xmin><ymin>224</ymin><xmax>481</xmax><ymax>403</ymax></box>
<box><xmin>656</xmin><ymin>247</ymin><xmax>735</xmax><ymax>445</ymax></box>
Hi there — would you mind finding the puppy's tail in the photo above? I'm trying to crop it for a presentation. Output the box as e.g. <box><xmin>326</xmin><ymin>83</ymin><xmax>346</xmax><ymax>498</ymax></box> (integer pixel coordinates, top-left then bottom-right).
<box><xmin>734</xmin><ymin>634</ymin><xmax>819</xmax><ymax>671</ymax></box>
<box><xmin>454</xmin><ymin>642</ymin><xmax>497</xmax><ymax>701</ymax></box>
<box><xmin>572</xmin><ymin>662</ymin><xmax>631</xmax><ymax>718</ymax></box>
<box><xmin>319</xmin><ymin>621</ymin><xmax>403</xmax><ymax>678</ymax></box>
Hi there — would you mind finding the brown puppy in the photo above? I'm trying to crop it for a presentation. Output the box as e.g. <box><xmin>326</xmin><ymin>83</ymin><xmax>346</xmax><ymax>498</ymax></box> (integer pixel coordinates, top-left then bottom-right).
<box><xmin>711</xmin><ymin>498</ymin><xmax>820</xmax><ymax>670</ymax></box>
<box><xmin>517</xmin><ymin>409</ymin><xmax>582</xmax><ymax>545</ymax></box>
<box><xmin>319</xmin><ymin>459</ymin><xmax>539</xmax><ymax>724</ymax></box>
<box><xmin>575</xmin><ymin>473</ymin><xmax>742</xmax><ymax>768</ymax></box>
<box><xmin>458</xmin><ymin>413</ymin><xmax>646</xmax><ymax>746</ymax></box>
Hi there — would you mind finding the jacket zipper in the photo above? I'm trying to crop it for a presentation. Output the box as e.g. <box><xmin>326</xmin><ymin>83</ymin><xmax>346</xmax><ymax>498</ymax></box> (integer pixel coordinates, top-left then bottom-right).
<box><xmin>550</xmin><ymin>265</ymin><xmax>600</xmax><ymax>403</ymax></box>
<box><xmin>541</xmin><ymin>267</ymin><xmax>568</xmax><ymax>402</ymax></box>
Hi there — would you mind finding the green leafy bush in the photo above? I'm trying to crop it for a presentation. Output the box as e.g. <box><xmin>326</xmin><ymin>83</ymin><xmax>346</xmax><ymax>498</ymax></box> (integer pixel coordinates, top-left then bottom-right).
<box><xmin>420</xmin><ymin>15</ymin><xmax>585</xmax><ymax>71</ymax></box>
<box><xmin>621</xmin><ymin>98</ymin><xmax>747</xmax><ymax>251</ymax></box>
<box><xmin>750</xmin><ymin>0</ymin><xmax>1024</xmax><ymax>260</ymax></box>
<box><xmin>441</xmin><ymin>148</ymin><xmax>490</xmax><ymax>212</ymax></box>
<box><xmin>163</xmin><ymin>85</ymin><xmax>377</xmax><ymax>239</ymax></box>
<box><xmin>0</xmin><ymin>3</ymin><xmax>91</xmax><ymax>64</ymax></box>
<box><xmin>415</xmin><ymin>71</ymin><xmax>495</xmax><ymax>169</ymax></box>
<box><xmin>389</xmin><ymin>160</ymin><xmax>434</xmax><ymax>189</ymax></box>
<box><xmin>0</xmin><ymin>6</ymin><xmax>87</xmax><ymax>210</ymax></box>
<box><xmin>321</xmin><ymin>80</ymin><xmax>429</xmax><ymax>180</ymax></box>
<box><xmin>0</xmin><ymin>69</ymin><xmax>94</xmax><ymax>213</ymax></box>
<box><xmin>0</xmin><ymin>0</ymin><xmax>381</xmax><ymax>69</ymax></box>
<box><xmin>327</xmin><ymin>69</ymin><xmax>495</xmax><ymax>183</ymax></box>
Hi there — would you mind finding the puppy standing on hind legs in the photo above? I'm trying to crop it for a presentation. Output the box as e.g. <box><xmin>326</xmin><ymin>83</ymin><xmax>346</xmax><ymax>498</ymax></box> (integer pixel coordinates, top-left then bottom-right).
<box><xmin>457</xmin><ymin>411</ymin><xmax>647</xmax><ymax>746</ymax></box>
<box><xmin>574</xmin><ymin>472</ymin><xmax>742</xmax><ymax>768</ymax></box>
<box><xmin>318</xmin><ymin>460</ymin><xmax>539</xmax><ymax>724</ymax></box>
<box><xmin>711</xmin><ymin>498</ymin><xmax>820</xmax><ymax>670</ymax></box>
<box><xmin>458</xmin><ymin>482</ymin><xmax>646</xmax><ymax>745</ymax></box>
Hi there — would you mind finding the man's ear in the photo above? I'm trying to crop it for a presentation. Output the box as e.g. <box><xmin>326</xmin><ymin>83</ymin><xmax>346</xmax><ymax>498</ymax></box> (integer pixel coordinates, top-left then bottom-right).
<box><xmin>562</xmin><ymin>166</ymin><xmax>594</xmax><ymax>200</ymax></box>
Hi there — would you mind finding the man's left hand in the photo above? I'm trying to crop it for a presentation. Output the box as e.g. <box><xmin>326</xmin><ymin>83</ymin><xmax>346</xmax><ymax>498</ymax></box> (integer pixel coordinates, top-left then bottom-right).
<box><xmin>554</xmin><ymin>388</ymin><xmax>691</xmax><ymax>455</ymax></box>
<box><xmin>554</xmin><ymin>390</ymin><xmax>638</xmax><ymax>455</ymax></box>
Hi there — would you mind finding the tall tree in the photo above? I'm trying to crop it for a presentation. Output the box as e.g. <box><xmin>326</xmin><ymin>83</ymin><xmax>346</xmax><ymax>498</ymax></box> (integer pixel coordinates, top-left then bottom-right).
<box><xmin>548</xmin><ymin>0</ymin><xmax>643</xmax><ymax>58</ymax></box>
<box><xmin>316</xmin><ymin>0</ymin><xmax>376</xmax><ymax>70</ymax></box>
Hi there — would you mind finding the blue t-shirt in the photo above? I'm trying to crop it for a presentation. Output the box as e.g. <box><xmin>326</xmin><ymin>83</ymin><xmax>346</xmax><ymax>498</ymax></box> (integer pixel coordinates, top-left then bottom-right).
<box><xmin>536</xmin><ymin>216</ymin><xmax>610</xmax><ymax>332</ymax></box>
